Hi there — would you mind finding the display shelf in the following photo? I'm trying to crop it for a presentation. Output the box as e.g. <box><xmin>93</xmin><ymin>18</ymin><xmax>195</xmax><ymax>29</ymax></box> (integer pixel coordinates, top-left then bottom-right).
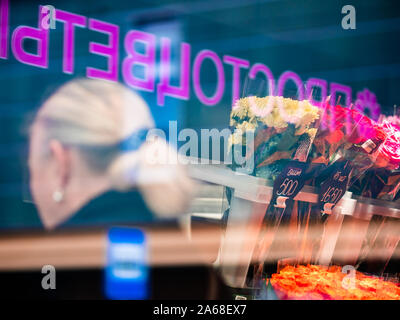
<box><xmin>187</xmin><ymin>162</ymin><xmax>400</xmax><ymax>288</ymax></box>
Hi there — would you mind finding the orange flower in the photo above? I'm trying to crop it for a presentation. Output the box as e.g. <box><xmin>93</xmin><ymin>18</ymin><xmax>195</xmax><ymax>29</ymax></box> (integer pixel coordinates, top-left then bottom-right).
<box><xmin>270</xmin><ymin>264</ymin><xmax>400</xmax><ymax>300</ymax></box>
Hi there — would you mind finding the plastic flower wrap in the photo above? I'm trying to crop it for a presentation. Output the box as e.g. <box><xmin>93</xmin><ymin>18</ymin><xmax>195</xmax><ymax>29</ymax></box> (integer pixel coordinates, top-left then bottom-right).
<box><xmin>309</xmin><ymin>104</ymin><xmax>348</xmax><ymax>165</ymax></box>
<box><xmin>379</xmin><ymin>114</ymin><xmax>400</xmax><ymax>127</ymax></box>
<box><xmin>228</xmin><ymin>96</ymin><xmax>320</xmax><ymax>180</ymax></box>
<box><xmin>310</xmin><ymin>103</ymin><xmax>386</xmax><ymax>167</ymax></box>
<box><xmin>309</xmin><ymin>102</ymin><xmax>387</xmax><ymax>190</ymax></box>
<box><xmin>350</xmin><ymin>120</ymin><xmax>400</xmax><ymax>201</ymax></box>
<box><xmin>342</xmin><ymin>110</ymin><xmax>387</xmax><ymax>185</ymax></box>
<box><xmin>270</xmin><ymin>264</ymin><xmax>400</xmax><ymax>300</ymax></box>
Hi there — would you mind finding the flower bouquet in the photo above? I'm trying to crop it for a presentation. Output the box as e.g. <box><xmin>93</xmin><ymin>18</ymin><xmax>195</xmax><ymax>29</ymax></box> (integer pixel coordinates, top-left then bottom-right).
<box><xmin>309</xmin><ymin>102</ymin><xmax>387</xmax><ymax>187</ymax></box>
<box><xmin>228</xmin><ymin>96</ymin><xmax>320</xmax><ymax>180</ymax></box>
<box><xmin>350</xmin><ymin>119</ymin><xmax>400</xmax><ymax>201</ymax></box>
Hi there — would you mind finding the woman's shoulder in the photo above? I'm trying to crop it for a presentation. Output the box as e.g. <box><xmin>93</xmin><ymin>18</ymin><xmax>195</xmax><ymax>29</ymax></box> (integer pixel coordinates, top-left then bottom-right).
<box><xmin>60</xmin><ymin>188</ymin><xmax>156</xmax><ymax>228</ymax></box>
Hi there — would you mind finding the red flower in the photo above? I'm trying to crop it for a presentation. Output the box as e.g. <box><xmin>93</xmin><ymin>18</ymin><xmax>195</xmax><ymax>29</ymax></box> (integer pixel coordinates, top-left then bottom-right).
<box><xmin>319</xmin><ymin>104</ymin><xmax>378</xmax><ymax>145</ymax></box>
<box><xmin>320</xmin><ymin>104</ymin><xmax>346</xmax><ymax>133</ymax></box>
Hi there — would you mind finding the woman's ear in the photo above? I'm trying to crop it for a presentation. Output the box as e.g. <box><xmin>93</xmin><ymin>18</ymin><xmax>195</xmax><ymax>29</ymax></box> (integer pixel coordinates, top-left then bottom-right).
<box><xmin>49</xmin><ymin>139</ymin><xmax>71</xmax><ymax>190</ymax></box>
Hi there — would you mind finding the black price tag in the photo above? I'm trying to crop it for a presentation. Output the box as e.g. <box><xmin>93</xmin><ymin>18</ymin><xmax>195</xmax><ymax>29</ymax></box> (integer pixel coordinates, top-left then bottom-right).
<box><xmin>318</xmin><ymin>160</ymin><xmax>352</xmax><ymax>215</ymax></box>
<box><xmin>270</xmin><ymin>160</ymin><xmax>309</xmax><ymax>212</ymax></box>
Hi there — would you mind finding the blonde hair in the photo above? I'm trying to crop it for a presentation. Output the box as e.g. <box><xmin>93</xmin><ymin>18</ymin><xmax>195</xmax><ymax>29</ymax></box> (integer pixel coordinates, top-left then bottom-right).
<box><xmin>35</xmin><ymin>78</ymin><xmax>194</xmax><ymax>217</ymax></box>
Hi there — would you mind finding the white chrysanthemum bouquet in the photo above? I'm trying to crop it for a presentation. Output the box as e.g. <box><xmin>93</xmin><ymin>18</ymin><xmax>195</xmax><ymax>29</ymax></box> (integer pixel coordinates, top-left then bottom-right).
<box><xmin>228</xmin><ymin>96</ymin><xmax>320</xmax><ymax>180</ymax></box>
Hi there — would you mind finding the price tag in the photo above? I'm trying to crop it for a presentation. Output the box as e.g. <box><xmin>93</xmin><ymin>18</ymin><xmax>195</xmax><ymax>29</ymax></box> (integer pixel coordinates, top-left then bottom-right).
<box><xmin>318</xmin><ymin>160</ymin><xmax>352</xmax><ymax>215</ymax></box>
<box><xmin>256</xmin><ymin>160</ymin><xmax>311</xmax><ymax>280</ymax></box>
<box><xmin>270</xmin><ymin>160</ymin><xmax>310</xmax><ymax>212</ymax></box>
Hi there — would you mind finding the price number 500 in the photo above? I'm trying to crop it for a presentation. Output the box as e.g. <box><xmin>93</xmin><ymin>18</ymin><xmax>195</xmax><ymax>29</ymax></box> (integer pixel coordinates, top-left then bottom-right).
<box><xmin>277</xmin><ymin>178</ymin><xmax>298</xmax><ymax>196</ymax></box>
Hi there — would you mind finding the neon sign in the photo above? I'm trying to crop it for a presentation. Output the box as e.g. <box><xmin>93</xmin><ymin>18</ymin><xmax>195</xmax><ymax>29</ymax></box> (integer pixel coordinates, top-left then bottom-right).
<box><xmin>0</xmin><ymin>0</ymin><xmax>381</xmax><ymax>120</ymax></box>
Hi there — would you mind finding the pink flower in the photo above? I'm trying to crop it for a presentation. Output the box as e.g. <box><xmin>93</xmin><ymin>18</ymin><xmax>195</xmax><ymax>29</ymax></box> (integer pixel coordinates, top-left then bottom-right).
<box><xmin>376</xmin><ymin>121</ymin><xmax>400</xmax><ymax>169</ymax></box>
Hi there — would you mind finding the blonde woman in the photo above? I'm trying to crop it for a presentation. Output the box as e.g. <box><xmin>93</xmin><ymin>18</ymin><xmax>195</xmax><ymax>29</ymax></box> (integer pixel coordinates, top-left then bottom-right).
<box><xmin>28</xmin><ymin>78</ymin><xmax>194</xmax><ymax>229</ymax></box>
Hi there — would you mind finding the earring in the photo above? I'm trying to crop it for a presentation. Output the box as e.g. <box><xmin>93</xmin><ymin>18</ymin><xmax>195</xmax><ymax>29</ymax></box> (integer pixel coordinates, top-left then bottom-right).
<box><xmin>52</xmin><ymin>190</ymin><xmax>64</xmax><ymax>203</ymax></box>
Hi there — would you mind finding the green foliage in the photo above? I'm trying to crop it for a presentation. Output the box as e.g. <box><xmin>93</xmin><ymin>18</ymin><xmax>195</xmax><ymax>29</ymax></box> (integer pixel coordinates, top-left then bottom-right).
<box><xmin>255</xmin><ymin>159</ymin><xmax>290</xmax><ymax>181</ymax></box>
<box><xmin>276</xmin><ymin>125</ymin><xmax>299</xmax><ymax>151</ymax></box>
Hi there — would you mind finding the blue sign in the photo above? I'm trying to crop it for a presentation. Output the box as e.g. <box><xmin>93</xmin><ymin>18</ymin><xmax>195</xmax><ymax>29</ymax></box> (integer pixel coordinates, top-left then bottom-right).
<box><xmin>105</xmin><ymin>227</ymin><xmax>148</xmax><ymax>300</ymax></box>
